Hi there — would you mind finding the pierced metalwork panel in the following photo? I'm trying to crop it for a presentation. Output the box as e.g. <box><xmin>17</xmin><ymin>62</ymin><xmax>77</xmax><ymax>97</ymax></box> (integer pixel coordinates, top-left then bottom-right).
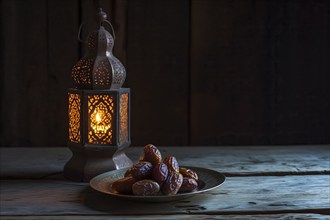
<box><xmin>94</xmin><ymin>58</ymin><xmax>111</xmax><ymax>86</ymax></box>
<box><xmin>87</xmin><ymin>31</ymin><xmax>98</xmax><ymax>49</ymax></box>
<box><xmin>88</xmin><ymin>95</ymin><xmax>114</xmax><ymax>145</ymax></box>
<box><xmin>68</xmin><ymin>93</ymin><xmax>81</xmax><ymax>143</ymax></box>
<box><xmin>109</xmin><ymin>56</ymin><xmax>126</xmax><ymax>89</ymax></box>
<box><xmin>119</xmin><ymin>93</ymin><xmax>129</xmax><ymax>145</ymax></box>
<box><xmin>72</xmin><ymin>58</ymin><xmax>93</xmax><ymax>87</ymax></box>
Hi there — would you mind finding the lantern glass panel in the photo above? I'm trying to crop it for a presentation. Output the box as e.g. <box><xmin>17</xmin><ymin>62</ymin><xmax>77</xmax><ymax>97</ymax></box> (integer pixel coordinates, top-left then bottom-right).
<box><xmin>68</xmin><ymin>93</ymin><xmax>81</xmax><ymax>143</ymax></box>
<box><xmin>88</xmin><ymin>95</ymin><xmax>114</xmax><ymax>145</ymax></box>
<box><xmin>119</xmin><ymin>93</ymin><xmax>129</xmax><ymax>145</ymax></box>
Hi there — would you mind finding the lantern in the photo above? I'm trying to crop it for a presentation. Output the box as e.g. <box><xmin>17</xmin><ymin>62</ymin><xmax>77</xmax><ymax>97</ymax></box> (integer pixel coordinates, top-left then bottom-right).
<box><xmin>64</xmin><ymin>8</ymin><xmax>133</xmax><ymax>182</ymax></box>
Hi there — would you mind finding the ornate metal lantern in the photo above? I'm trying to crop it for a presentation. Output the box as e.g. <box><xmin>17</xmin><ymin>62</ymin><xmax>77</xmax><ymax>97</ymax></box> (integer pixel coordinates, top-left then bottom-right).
<box><xmin>64</xmin><ymin>8</ymin><xmax>133</xmax><ymax>182</ymax></box>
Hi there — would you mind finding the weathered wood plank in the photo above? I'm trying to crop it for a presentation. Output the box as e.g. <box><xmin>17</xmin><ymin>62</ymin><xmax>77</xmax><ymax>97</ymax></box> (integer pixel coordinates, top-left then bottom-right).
<box><xmin>0</xmin><ymin>146</ymin><xmax>329</xmax><ymax>178</ymax></box>
<box><xmin>190</xmin><ymin>0</ymin><xmax>269</xmax><ymax>145</ymax></box>
<box><xmin>163</xmin><ymin>145</ymin><xmax>330</xmax><ymax>176</ymax></box>
<box><xmin>127</xmin><ymin>0</ymin><xmax>190</xmax><ymax>145</ymax></box>
<box><xmin>111</xmin><ymin>0</ymin><xmax>128</xmax><ymax>69</ymax></box>
<box><xmin>47</xmin><ymin>0</ymin><xmax>80</xmax><ymax>146</ymax></box>
<box><xmin>1</xmin><ymin>175</ymin><xmax>329</xmax><ymax>215</ymax></box>
<box><xmin>263</xmin><ymin>0</ymin><xmax>330</xmax><ymax>145</ymax></box>
<box><xmin>190</xmin><ymin>0</ymin><xmax>330</xmax><ymax>145</ymax></box>
<box><xmin>0</xmin><ymin>147</ymin><xmax>70</xmax><ymax>179</ymax></box>
<box><xmin>0</xmin><ymin>0</ymin><xmax>48</xmax><ymax>146</ymax></box>
<box><xmin>0</xmin><ymin>214</ymin><xmax>329</xmax><ymax>220</ymax></box>
<box><xmin>1</xmin><ymin>1</ymin><xmax>330</xmax><ymax>147</ymax></box>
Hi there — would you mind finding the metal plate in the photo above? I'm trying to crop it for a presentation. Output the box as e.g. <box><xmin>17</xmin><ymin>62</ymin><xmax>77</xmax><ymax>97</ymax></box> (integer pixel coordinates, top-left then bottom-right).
<box><xmin>90</xmin><ymin>166</ymin><xmax>226</xmax><ymax>202</ymax></box>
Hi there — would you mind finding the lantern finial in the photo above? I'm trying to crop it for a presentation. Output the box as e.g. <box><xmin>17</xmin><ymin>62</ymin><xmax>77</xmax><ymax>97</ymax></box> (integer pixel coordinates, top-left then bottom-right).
<box><xmin>96</xmin><ymin>8</ymin><xmax>107</xmax><ymax>25</ymax></box>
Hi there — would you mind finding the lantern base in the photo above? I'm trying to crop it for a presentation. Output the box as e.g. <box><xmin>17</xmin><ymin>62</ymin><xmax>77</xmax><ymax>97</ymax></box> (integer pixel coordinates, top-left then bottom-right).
<box><xmin>64</xmin><ymin>145</ymin><xmax>133</xmax><ymax>182</ymax></box>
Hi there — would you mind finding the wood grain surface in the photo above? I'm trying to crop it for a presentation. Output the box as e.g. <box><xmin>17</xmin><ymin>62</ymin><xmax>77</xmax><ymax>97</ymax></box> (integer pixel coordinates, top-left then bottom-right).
<box><xmin>126</xmin><ymin>0</ymin><xmax>190</xmax><ymax>145</ymax></box>
<box><xmin>1</xmin><ymin>214</ymin><xmax>329</xmax><ymax>220</ymax></box>
<box><xmin>1</xmin><ymin>145</ymin><xmax>329</xmax><ymax>178</ymax></box>
<box><xmin>1</xmin><ymin>175</ymin><xmax>329</xmax><ymax>216</ymax></box>
<box><xmin>0</xmin><ymin>146</ymin><xmax>329</xmax><ymax>219</ymax></box>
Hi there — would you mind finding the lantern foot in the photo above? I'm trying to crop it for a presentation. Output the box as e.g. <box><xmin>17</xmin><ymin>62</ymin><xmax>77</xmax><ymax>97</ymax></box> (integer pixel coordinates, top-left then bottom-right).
<box><xmin>64</xmin><ymin>146</ymin><xmax>133</xmax><ymax>182</ymax></box>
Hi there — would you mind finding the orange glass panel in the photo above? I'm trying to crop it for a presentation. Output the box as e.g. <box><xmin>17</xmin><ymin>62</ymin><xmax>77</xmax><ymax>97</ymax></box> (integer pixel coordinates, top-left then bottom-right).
<box><xmin>68</xmin><ymin>93</ymin><xmax>81</xmax><ymax>143</ymax></box>
<box><xmin>119</xmin><ymin>93</ymin><xmax>129</xmax><ymax>144</ymax></box>
<box><xmin>88</xmin><ymin>95</ymin><xmax>114</xmax><ymax>144</ymax></box>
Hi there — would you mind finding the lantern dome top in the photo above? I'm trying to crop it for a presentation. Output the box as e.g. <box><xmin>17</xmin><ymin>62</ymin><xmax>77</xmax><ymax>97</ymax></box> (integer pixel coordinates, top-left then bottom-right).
<box><xmin>71</xmin><ymin>8</ymin><xmax>126</xmax><ymax>90</ymax></box>
<box><xmin>96</xmin><ymin>8</ymin><xmax>108</xmax><ymax>23</ymax></box>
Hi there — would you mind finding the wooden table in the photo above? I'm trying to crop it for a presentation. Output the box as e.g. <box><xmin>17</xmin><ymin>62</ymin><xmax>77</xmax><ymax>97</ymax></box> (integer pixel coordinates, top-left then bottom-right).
<box><xmin>1</xmin><ymin>145</ymin><xmax>329</xmax><ymax>219</ymax></box>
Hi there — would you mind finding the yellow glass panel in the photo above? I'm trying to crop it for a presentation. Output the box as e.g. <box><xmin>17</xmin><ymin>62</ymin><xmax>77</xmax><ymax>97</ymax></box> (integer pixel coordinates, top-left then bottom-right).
<box><xmin>88</xmin><ymin>95</ymin><xmax>114</xmax><ymax>144</ymax></box>
<box><xmin>119</xmin><ymin>93</ymin><xmax>129</xmax><ymax>144</ymax></box>
<box><xmin>68</xmin><ymin>93</ymin><xmax>81</xmax><ymax>143</ymax></box>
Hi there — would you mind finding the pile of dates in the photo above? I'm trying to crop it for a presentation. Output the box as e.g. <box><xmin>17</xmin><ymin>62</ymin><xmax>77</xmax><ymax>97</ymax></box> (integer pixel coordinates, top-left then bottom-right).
<box><xmin>112</xmin><ymin>144</ymin><xmax>199</xmax><ymax>196</ymax></box>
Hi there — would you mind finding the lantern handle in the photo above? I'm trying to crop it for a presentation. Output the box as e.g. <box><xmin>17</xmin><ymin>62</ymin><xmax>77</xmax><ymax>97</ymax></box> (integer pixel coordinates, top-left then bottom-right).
<box><xmin>97</xmin><ymin>8</ymin><xmax>116</xmax><ymax>41</ymax></box>
<box><xmin>77</xmin><ymin>21</ymin><xmax>87</xmax><ymax>43</ymax></box>
<box><xmin>77</xmin><ymin>8</ymin><xmax>116</xmax><ymax>43</ymax></box>
<box><xmin>78</xmin><ymin>21</ymin><xmax>116</xmax><ymax>43</ymax></box>
<box><xmin>102</xmin><ymin>20</ymin><xmax>116</xmax><ymax>41</ymax></box>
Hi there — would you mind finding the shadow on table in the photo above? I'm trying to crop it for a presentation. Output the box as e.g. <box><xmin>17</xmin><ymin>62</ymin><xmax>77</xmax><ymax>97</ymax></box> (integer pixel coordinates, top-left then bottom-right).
<box><xmin>82</xmin><ymin>186</ymin><xmax>208</xmax><ymax>215</ymax></box>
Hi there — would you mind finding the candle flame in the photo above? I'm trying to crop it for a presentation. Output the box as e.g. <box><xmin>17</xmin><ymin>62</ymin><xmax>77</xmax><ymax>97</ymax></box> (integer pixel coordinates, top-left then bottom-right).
<box><xmin>91</xmin><ymin>108</ymin><xmax>111</xmax><ymax>134</ymax></box>
<box><xmin>96</xmin><ymin>112</ymin><xmax>102</xmax><ymax>123</ymax></box>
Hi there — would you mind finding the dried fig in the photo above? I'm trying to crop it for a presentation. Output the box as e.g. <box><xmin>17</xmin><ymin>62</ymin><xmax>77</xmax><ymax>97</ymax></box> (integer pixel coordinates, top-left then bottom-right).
<box><xmin>161</xmin><ymin>172</ymin><xmax>183</xmax><ymax>195</ymax></box>
<box><xmin>132</xmin><ymin>179</ymin><xmax>160</xmax><ymax>196</ymax></box>
<box><xmin>152</xmin><ymin>162</ymin><xmax>168</xmax><ymax>183</ymax></box>
<box><xmin>111</xmin><ymin>176</ymin><xmax>137</xmax><ymax>194</ymax></box>
<box><xmin>163</xmin><ymin>155</ymin><xmax>179</xmax><ymax>173</ymax></box>
<box><xmin>179</xmin><ymin>177</ymin><xmax>198</xmax><ymax>193</ymax></box>
<box><xmin>179</xmin><ymin>167</ymin><xmax>198</xmax><ymax>181</ymax></box>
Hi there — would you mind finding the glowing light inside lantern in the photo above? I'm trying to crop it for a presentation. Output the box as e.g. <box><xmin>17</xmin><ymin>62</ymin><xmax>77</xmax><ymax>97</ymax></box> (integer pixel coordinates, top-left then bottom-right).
<box><xmin>91</xmin><ymin>108</ymin><xmax>111</xmax><ymax>134</ymax></box>
<box><xmin>119</xmin><ymin>93</ymin><xmax>129</xmax><ymax>144</ymax></box>
<box><xmin>96</xmin><ymin>112</ymin><xmax>101</xmax><ymax>123</ymax></box>
<box><xmin>68</xmin><ymin>93</ymin><xmax>81</xmax><ymax>143</ymax></box>
<box><xmin>88</xmin><ymin>95</ymin><xmax>114</xmax><ymax>144</ymax></box>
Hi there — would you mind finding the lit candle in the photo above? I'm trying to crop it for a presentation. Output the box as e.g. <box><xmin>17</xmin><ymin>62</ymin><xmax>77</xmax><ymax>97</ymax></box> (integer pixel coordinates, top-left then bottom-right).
<box><xmin>96</xmin><ymin>112</ymin><xmax>102</xmax><ymax>123</ymax></box>
<box><xmin>91</xmin><ymin>109</ymin><xmax>111</xmax><ymax>134</ymax></box>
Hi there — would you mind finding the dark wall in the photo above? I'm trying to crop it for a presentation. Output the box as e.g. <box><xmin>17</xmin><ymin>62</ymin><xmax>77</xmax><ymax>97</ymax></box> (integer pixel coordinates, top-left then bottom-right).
<box><xmin>1</xmin><ymin>0</ymin><xmax>329</xmax><ymax>147</ymax></box>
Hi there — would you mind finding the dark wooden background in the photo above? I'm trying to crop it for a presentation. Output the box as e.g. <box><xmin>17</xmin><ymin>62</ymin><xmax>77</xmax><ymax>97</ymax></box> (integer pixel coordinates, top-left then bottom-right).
<box><xmin>1</xmin><ymin>0</ymin><xmax>329</xmax><ymax>147</ymax></box>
